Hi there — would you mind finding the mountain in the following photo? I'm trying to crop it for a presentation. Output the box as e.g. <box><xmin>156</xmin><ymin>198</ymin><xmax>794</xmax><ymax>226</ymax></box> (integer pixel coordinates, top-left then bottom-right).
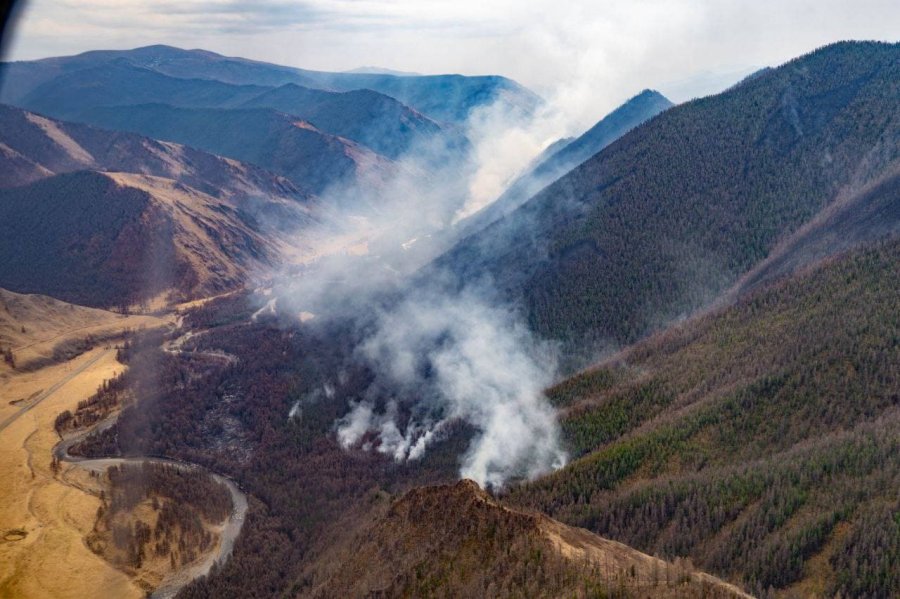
<box><xmin>16</xmin><ymin>62</ymin><xmax>268</xmax><ymax>119</ymax></box>
<box><xmin>0</xmin><ymin>104</ymin><xmax>308</xmax><ymax>204</ymax></box>
<box><xmin>68</xmin><ymin>103</ymin><xmax>394</xmax><ymax>197</ymax></box>
<box><xmin>5</xmin><ymin>59</ymin><xmax>461</xmax><ymax>162</ymax></box>
<box><xmin>3</xmin><ymin>39</ymin><xmax>897</xmax><ymax>599</ymax></box>
<box><xmin>535</xmin><ymin>90</ymin><xmax>673</xmax><ymax>180</ymax></box>
<box><xmin>434</xmin><ymin>41</ymin><xmax>900</xmax><ymax>351</ymax></box>
<box><xmin>1</xmin><ymin>62</ymin><xmax>400</xmax><ymax>194</ymax></box>
<box><xmin>239</xmin><ymin>83</ymin><xmax>467</xmax><ymax>160</ymax></box>
<box><xmin>0</xmin><ymin>44</ymin><xmax>541</xmax><ymax>125</ymax></box>
<box><xmin>456</xmin><ymin>89</ymin><xmax>673</xmax><ymax>238</ymax></box>
<box><xmin>301</xmin><ymin>479</ymin><xmax>751</xmax><ymax>598</ymax></box>
<box><xmin>305</xmin><ymin>71</ymin><xmax>541</xmax><ymax>124</ymax></box>
<box><xmin>0</xmin><ymin>171</ymin><xmax>280</xmax><ymax>308</ymax></box>
<box><xmin>508</xmin><ymin>237</ymin><xmax>900</xmax><ymax>597</ymax></box>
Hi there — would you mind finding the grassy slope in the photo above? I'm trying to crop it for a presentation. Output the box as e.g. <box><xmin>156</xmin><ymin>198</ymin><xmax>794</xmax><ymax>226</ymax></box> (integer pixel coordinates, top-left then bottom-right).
<box><xmin>509</xmin><ymin>238</ymin><xmax>900</xmax><ymax>597</ymax></box>
<box><xmin>72</xmin><ymin>103</ymin><xmax>389</xmax><ymax>195</ymax></box>
<box><xmin>0</xmin><ymin>287</ymin><xmax>162</xmax><ymax>370</ymax></box>
<box><xmin>0</xmin><ymin>171</ymin><xmax>276</xmax><ymax>308</ymax></box>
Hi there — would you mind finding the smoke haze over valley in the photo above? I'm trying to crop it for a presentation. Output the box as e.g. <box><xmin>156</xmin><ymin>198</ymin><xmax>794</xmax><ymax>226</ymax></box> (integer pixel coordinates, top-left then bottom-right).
<box><xmin>0</xmin><ymin>3</ymin><xmax>898</xmax><ymax>598</ymax></box>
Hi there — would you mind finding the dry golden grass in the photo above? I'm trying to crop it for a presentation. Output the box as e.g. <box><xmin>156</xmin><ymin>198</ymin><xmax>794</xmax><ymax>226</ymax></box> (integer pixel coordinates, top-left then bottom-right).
<box><xmin>0</xmin><ymin>287</ymin><xmax>167</xmax><ymax>372</ymax></box>
<box><xmin>0</xmin><ymin>295</ymin><xmax>170</xmax><ymax>598</ymax></box>
<box><xmin>541</xmin><ymin>519</ymin><xmax>754</xmax><ymax>598</ymax></box>
<box><xmin>0</xmin><ymin>348</ymin><xmax>143</xmax><ymax>599</ymax></box>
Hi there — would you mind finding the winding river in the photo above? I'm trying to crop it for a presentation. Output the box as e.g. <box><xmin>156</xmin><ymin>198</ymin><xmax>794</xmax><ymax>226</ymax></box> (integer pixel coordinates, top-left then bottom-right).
<box><xmin>52</xmin><ymin>334</ymin><xmax>249</xmax><ymax>599</ymax></box>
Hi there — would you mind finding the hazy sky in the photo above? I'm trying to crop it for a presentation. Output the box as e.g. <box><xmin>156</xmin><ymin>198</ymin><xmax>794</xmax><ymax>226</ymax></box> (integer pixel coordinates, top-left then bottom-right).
<box><xmin>5</xmin><ymin>0</ymin><xmax>899</xmax><ymax>123</ymax></box>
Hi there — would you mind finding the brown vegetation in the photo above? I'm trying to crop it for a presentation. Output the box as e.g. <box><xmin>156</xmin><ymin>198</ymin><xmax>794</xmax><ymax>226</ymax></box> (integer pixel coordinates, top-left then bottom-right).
<box><xmin>301</xmin><ymin>479</ymin><xmax>750</xmax><ymax>598</ymax></box>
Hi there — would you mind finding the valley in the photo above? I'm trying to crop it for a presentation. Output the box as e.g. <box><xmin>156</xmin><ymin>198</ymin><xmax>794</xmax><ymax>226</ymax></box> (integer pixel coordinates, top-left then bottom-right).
<box><xmin>0</xmin><ymin>292</ymin><xmax>247</xmax><ymax>598</ymax></box>
<box><xmin>0</xmin><ymin>27</ymin><xmax>897</xmax><ymax>599</ymax></box>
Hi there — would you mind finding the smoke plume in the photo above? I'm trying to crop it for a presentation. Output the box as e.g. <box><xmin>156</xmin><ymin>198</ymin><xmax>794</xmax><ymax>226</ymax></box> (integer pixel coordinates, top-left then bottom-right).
<box><xmin>266</xmin><ymin>88</ymin><xmax>581</xmax><ymax>487</ymax></box>
<box><xmin>335</xmin><ymin>286</ymin><xmax>566</xmax><ymax>487</ymax></box>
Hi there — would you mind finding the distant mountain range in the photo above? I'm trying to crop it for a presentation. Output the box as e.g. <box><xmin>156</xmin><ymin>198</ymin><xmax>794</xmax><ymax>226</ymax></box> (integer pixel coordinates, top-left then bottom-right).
<box><xmin>0</xmin><ymin>44</ymin><xmax>540</xmax><ymax>126</ymax></box>
<box><xmin>0</xmin><ymin>104</ymin><xmax>306</xmax><ymax>201</ymax></box>
<box><xmin>0</xmin><ymin>46</ymin><xmax>495</xmax><ymax>201</ymax></box>
<box><xmin>0</xmin><ymin>45</ymin><xmax>542</xmax><ymax>308</ymax></box>
<box><xmin>70</xmin><ymin>102</ymin><xmax>396</xmax><ymax>197</ymax></box>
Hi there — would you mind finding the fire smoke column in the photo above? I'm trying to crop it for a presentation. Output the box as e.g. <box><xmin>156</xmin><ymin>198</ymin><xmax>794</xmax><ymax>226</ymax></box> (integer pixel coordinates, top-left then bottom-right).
<box><xmin>337</xmin><ymin>286</ymin><xmax>568</xmax><ymax>488</ymax></box>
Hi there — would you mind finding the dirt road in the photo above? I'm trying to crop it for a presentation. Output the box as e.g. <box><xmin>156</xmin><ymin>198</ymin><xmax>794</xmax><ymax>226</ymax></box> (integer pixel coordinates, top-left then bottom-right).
<box><xmin>0</xmin><ymin>349</ymin><xmax>113</xmax><ymax>435</ymax></box>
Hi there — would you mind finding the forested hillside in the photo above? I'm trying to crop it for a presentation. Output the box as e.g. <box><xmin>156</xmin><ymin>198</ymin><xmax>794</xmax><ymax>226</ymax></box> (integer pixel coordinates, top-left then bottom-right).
<box><xmin>67</xmin><ymin>305</ymin><xmax>753</xmax><ymax>599</ymax></box>
<box><xmin>436</xmin><ymin>41</ymin><xmax>900</xmax><ymax>350</ymax></box>
<box><xmin>733</xmin><ymin>167</ymin><xmax>900</xmax><ymax>295</ymax></box>
<box><xmin>508</xmin><ymin>238</ymin><xmax>900</xmax><ymax>597</ymax></box>
<box><xmin>69</xmin><ymin>306</ymin><xmax>469</xmax><ymax>598</ymax></box>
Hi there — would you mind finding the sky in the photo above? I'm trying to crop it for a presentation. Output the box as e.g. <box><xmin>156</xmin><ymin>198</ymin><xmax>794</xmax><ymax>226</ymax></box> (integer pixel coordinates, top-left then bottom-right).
<box><xmin>4</xmin><ymin>0</ymin><xmax>899</xmax><ymax>126</ymax></box>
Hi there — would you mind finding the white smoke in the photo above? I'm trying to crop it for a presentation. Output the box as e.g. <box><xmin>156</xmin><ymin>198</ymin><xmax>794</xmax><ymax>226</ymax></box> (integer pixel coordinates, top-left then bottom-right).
<box><xmin>267</xmin><ymin>87</ymin><xmax>583</xmax><ymax>488</ymax></box>
<box><xmin>336</xmin><ymin>287</ymin><xmax>567</xmax><ymax>487</ymax></box>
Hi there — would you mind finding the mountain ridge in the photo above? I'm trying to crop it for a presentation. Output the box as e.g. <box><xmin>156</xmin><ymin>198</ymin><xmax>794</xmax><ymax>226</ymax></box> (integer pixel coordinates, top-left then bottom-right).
<box><xmin>0</xmin><ymin>44</ymin><xmax>541</xmax><ymax>125</ymax></box>
<box><xmin>433</xmin><ymin>40</ymin><xmax>900</xmax><ymax>352</ymax></box>
<box><xmin>300</xmin><ymin>478</ymin><xmax>752</xmax><ymax>598</ymax></box>
<box><xmin>0</xmin><ymin>103</ymin><xmax>310</xmax><ymax>205</ymax></box>
<box><xmin>454</xmin><ymin>88</ymin><xmax>673</xmax><ymax>240</ymax></box>
<box><xmin>0</xmin><ymin>170</ymin><xmax>282</xmax><ymax>308</ymax></box>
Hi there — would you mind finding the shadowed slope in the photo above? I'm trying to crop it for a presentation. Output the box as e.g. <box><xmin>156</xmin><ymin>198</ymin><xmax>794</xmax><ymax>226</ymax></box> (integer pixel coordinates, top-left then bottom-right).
<box><xmin>240</xmin><ymin>83</ymin><xmax>468</xmax><ymax>159</ymax></box>
<box><xmin>0</xmin><ymin>171</ymin><xmax>278</xmax><ymax>307</ymax></box>
<box><xmin>0</xmin><ymin>104</ymin><xmax>308</xmax><ymax>205</ymax></box>
<box><xmin>69</xmin><ymin>103</ymin><xmax>394</xmax><ymax>197</ymax></box>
